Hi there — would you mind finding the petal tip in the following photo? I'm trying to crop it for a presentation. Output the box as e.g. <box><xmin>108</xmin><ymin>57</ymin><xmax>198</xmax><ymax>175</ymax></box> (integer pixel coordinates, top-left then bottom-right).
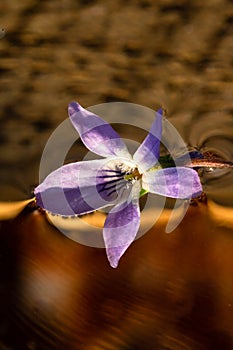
<box><xmin>106</xmin><ymin>248</ymin><xmax>121</xmax><ymax>269</ymax></box>
<box><xmin>192</xmin><ymin>189</ymin><xmax>203</xmax><ymax>198</ymax></box>
<box><xmin>157</xmin><ymin>107</ymin><xmax>163</xmax><ymax>116</ymax></box>
<box><xmin>68</xmin><ymin>101</ymin><xmax>80</xmax><ymax>117</ymax></box>
<box><xmin>110</xmin><ymin>261</ymin><xmax>118</xmax><ymax>268</ymax></box>
<box><xmin>34</xmin><ymin>191</ymin><xmax>43</xmax><ymax>208</ymax></box>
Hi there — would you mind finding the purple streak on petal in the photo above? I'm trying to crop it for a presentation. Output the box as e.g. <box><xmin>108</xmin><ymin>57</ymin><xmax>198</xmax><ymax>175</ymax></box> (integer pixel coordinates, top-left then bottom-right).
<box><xmin>142</xmin><ymin>167</ymin><xmax>202</xmax><ymax>199</ymax></box>
<box><xmin>133</xmin><ymin>108</ymin><xmax>163</xmax><ymax>172</ymax></box>
<box><xmin>35</xmin><ymin>186</ymin><xmax>94</xmax><ymax>216</ymax></box>
<box><xmin>68</xmin><ymin>102</ymin><xmax>131</xmax><ymax>158</ymax></box>
<box><xmin>96</xmin><ymin>158</ymin><xmax>135</xmax><ymax>202</ymax></box>
<box><xmin>103</xmin><ymin>183</ymin><xmax>140</xmax><ymax>268</ymax></box>
<box><xmin>35</xmin><ymin>159</ymin><xmax>128</xmax><ymax>216</ymax></box>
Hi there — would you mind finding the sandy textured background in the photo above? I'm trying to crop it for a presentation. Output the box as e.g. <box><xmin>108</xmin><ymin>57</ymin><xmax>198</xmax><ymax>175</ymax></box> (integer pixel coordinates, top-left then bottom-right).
<box><xmin>0</xmin><ymin>0</ymin><xmax>233</xmax><ymax>202</ymax></box>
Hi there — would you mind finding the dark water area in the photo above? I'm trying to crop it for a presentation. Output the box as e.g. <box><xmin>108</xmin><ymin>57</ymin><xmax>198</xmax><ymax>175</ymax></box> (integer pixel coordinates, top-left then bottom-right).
<box><xmin>0</xmin><ymin>0</ymin><xmax>233</xmax><ymax>349</ymax></box>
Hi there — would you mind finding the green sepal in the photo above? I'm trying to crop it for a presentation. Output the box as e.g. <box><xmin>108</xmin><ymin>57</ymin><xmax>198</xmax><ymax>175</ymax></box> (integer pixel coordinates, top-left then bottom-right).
<box><xmin>139</xmin><ymin>188</ymin><xmax>148</xmax><ymax>197</ymax></box>
<box><xmin>158</xmin><ymin>155</ymin><xmax>175</xmax><ymax>168</ymax></box>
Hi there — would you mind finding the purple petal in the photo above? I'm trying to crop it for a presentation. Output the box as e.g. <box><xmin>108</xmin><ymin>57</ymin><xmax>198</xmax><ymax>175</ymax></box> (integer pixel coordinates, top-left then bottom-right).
<box><xmin>142</xmin><ymin>167</ymin><xmax>202</xmax><ymax>199</ymax></box>
<box><xmin>103</xmin><ymin>183</ymin><xmax>141</xmax><ymax>268</ymax></box>
<box><xmin>133</xmin><ymin>108</ymin><xmax>163</xmax><ymax>172</ymax></box>
<box><xmin>68</xmin><ymin>102</ymin><xmax>131</xmax><ymax>158</ymax></box>
<box><xmin>35</xmin><ymin>158</ymin><xmax>131</xmax><ymax>216</ymax></box>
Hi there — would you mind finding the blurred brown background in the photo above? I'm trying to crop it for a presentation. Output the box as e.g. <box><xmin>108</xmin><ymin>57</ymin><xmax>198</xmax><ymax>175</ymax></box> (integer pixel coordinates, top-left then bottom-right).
<box><xmin>0</xmin><ymin>1</ymin><xmax>233</xmax><ymax>350</ymax></box>
<box><xmin>0</xmin><ymin>0</ymin><xmax>232</xmax><ymax>202</ymax></box>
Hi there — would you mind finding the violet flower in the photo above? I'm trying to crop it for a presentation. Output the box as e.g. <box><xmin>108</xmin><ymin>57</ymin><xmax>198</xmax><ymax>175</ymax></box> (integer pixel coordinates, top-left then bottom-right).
<box><xmin>35</xmin><ymin>102</ymin><xmax>202</xmax><ymax>268</ymax></box>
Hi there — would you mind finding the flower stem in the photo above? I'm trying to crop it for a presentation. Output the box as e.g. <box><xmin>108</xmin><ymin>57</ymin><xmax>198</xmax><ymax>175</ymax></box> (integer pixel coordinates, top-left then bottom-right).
<box><xmin>187</xmin><ymin>159</ymin><xmax>233</xmax><ymax>169</ymax></box>
<box><xmin>159</xmin><ymin>152</ymin><xmax>233</xmax><ymax>169</ymax></box>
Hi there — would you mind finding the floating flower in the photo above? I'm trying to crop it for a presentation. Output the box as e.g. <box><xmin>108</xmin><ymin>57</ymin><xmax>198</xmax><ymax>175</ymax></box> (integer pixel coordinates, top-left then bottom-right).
<box><xmin>35</xmin><ymin>102</ymin><xmax>202</xmax><ymax>268</ymax></box>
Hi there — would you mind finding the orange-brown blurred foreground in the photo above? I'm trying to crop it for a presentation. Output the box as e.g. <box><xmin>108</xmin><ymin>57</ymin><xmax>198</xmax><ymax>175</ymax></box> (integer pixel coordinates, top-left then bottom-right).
<box><xmin>0</xmin><ymin>199</ymin><xmax>233</xmax><ymax>350</ymax></box>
